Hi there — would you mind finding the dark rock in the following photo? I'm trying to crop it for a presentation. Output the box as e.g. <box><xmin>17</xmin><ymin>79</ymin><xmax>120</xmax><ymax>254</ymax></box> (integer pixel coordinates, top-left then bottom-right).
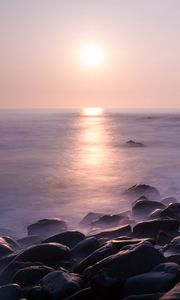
<box><xmin>85</xmin><ymin>244</ymin><xmax>164</xmax><ymax>298</ymax></box>
<box><xmin>122</xmin><ymin>294</ymin><xmax>162</xmax><ymax>300</ymax></box>
<box><xmin>42</xmin><ymin>231</ymin><xmax>85</xmax><ymax>249</ymax></box>
<box><xmin>124</xmin><ymin>184</ymin><xmax>160</xmax><ymax>200</ymax></box>
<box><xmin>63</xmin><ymin>287</ymin><xmax>95</xmax><ymax>300</ymax></box>
<box><xmin>126</xmin><ymin>140</ymin><xmax>145</xmax><ymax>147</ymax></box>
<box><xmin>40</xmin><ymin>270</ymin><xmax>83</xmax><ymax>300</ymax></box>
<box><xmin>163</xmin><ymin>236</ymin><xmax>180</xmax><ymax>257</ymax></box>
<box><xmin>159</xmin><ymin>282</ymin><xmax>180</xmax><ymax>299</ymax></box>
<box><xmin>0</xmin><ymin>237</ymin><xmax>14</xmax><ymax>258</ymax></box>
<box><xmin>17</xmin><ymin>235</ymin><xmax>42</xmax><ymax>248</ymax></box>
<box><xmin>79</xmin><ymin>212</ymin><xmax>104</xmax><ymax>227</ymax></box>
<box><xmin>133</xmin><ymin>219</ymin><xmax>179</xmax><ymax>239</ymax></box>
<box><xmin>156</xmin><ymin>231</ymin><xmax>173</xmax><ymax>246</ymax></box>
<box><xmin>12</xmin><ymin>265</ymin><xmax>54</xmax><ymax>287</ymax></box>
<box><xmin>152</xmin><ymin>262</ymin><xmax>180</xmax><ymax>274</ymax></box>
<box><xmin>90</xmin><ymin>224</ymin><xmax>131</xmax><ymax>240</ymax></box>
<box><xmin>72</xmin><ymin>237</ymin><xmax>100</xmax><ymax>262</ymax></box>
<box><xmin>132</xmin><ymin>200</ymin><xmax>165</xmax><ymax>219</ymax></box>
<box><xmin>148</xmin><ymin>209</ymin><xmax>163</xmax><ymax>220</ymax></box>
<box><xmin>166</xmin><ymin>255</ymin><xmax>180</xmax><ymax>265</ymax></box>
<box><xmin>27</xmin><ymin>218</ymin><xmax>67</xmax><ymax>238</ymax></box>
<box><xmin>160</xmin><ymin>203</ymin><xmax>180</xmax><ymax>221</ymax></box>
<box><xmin>23</xmin><ymin>286</ymin><xmax>42</xmax><ymax>300</ymax></box>
<box><xmin>0</xmin><ymin>284</ymin><xmax>22</xmax><ymax>300</ymax></box>
<box><xmin>161</xmin><ymin>197</ymin><xmax>177</xmax><ymax>206</ymax></box>
<box><xmin>15</xmin><ymin>243</ymin><xmax>70</xmax><ymax>266</ymax></box>
<box><xmin>92</xmin><ymin>214</ymin><xmax>129</xmax><ymax>229</ymax></box>
<box><xmin>3</xmin><ymin>237</ymin><xmax>20</xmax><ymax>250</ymax></box>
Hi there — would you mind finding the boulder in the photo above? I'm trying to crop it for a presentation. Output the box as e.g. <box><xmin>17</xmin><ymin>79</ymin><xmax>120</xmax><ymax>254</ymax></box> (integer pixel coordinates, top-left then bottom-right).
<box><xmin>159</xmin><ymin>282</ymin><xmax>180</xmax><ymax>299</ymax></box>
<box><xmin>17</xmin><ymin>235</ymin><xmax>42</xmax><ymax>248</ymax></box>
<box><xmin>122</xmin><ymin>294</ymin><xmax>162</xmax><ymax>300</ymax></box>
<box><xmin>71</xmin><ymin>237</ymin><xmax>100</xmax><ymax>261</ymax></box>
<box><xmin>85</xmin><ymin>244</ymin><xmax>164</xmax><ymax>298</ymax></box>
<box><xmin>0</xmin><ymin>284</ymin><xmax>22</xmax><ymax>300</ymax></box>
<box><xmin>79</xmin><ymin>212</ymin><xmax>104</xmax><ymax>227</ymax></box>
<box><xmin>12</xmin><ymin>265</ymin><xmax>54</xmax><ymax>287</ymax></box>
<box><xmin>160</xmin><ymin>203</ymin><xmax>180</xmax><ymax>221</ymax></box>
<box><xmin>63</xmin><ymin>287</ymin><xmax>95</xmax><ymax>300</ymax></box>
<box><xmin>27</xmin><ymin>218</ymin><xmax>67</xmax><ymax>238</ymax></box>
<box><xmin>133</xmin><ymin>219</ymin><xmax>179</xmax><ymax>239</ymax></box>
<box><xmin>132</xmin><ymin>200</ymin><xmax>165</xmax><ymax>219</ymax></box>
<box><xmin>92</xmin><ymin>214</ymin><xmax>129</xmax><ymax>229</ymax></box>
<box><xmin>41</xmin><ymin>270</ymin><xmax>83</xmax><ymax>300</ymax></box>
<box><xmin>42</xmin><ymin>231</ymin><xmax>85</xmax><ymax>249</ymax></box>
<box><xmin>90</xmin><ymin>224</ymin><xmax>131</xmax><ymax>240</ymax></box>
<box><xmin>0</xmin><ymin>237</ymin><xmax>14</xmax><ymax>258</ymax></box>
<box><xmin>124</xmin><ymin>184</ymin><xmax>160</xmax><ymax>200</ymax></box>
<box><xmin>15</xmin><ymin>243</ymin><xmax>70</xmax><ymax>266</ymax></box>
<box><xmin>163</xmin><ymin>236</ymin><xmax>180</xmax><ymax>257</ymax></box>
<box><xmin>161</xmin><ymin>197</ymin><xmax>177</xmax><ymax>206</ymax></box>
<box><xmin>148</xmin><ymin>209</ymin><xmax>163</xmax><ymax>220</ymax></box>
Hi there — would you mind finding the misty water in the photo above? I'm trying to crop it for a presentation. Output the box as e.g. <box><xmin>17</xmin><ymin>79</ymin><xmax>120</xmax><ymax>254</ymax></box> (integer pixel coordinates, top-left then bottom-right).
<box><xmin>0</xmin><ymin>111</ymin><xmax>180</xmax><ymax>236</ymax></box>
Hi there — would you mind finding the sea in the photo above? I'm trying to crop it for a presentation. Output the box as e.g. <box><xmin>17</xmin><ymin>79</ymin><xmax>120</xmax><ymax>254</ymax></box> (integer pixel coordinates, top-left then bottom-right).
<box><xmin>0</xmin><ymin>110</ymin><xmax>180</xmax><ymax>236</ymax></box>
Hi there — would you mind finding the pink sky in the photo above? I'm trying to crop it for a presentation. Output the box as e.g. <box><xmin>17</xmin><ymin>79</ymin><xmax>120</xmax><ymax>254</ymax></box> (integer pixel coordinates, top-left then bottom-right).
<box><xmin>0</xmin><ymin>0</ymin><xmax>180</xmax><ymax>109</ymax></box>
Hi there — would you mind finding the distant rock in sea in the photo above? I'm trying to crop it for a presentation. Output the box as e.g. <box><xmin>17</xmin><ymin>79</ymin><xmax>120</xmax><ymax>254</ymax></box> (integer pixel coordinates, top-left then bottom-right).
<box><xmin>126</xmin><ymin>140</ymin><xmax>145</xmax><ymax>147</ymax></box>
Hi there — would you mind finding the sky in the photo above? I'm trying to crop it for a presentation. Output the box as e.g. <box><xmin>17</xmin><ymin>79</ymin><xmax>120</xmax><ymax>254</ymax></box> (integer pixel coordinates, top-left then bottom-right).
<box><xmin>0</xmin><ymin>0</ymin><xmax>180</xmax><ymax>109</ymax></box>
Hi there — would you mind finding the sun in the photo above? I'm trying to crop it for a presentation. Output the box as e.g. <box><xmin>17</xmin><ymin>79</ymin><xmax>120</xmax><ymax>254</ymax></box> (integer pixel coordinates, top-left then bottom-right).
<box><xmin>80</xmin><ymin>44</ymin><xmax>104</xmax><ymax>68</ymax></box>
<box><xmin>83</xmin><ymin>107</ymin><xmax>103</xmax><ymax>116</ymax></box>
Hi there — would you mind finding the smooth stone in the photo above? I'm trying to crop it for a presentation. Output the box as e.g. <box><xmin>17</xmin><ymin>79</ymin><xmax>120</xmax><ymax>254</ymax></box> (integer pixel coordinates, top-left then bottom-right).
<box><xmin>160</xmin><ymin>203</ymin><xmax>180</xmax><ymax>221</ymax></box>
<box><xmin>124</xmin><ymin>184</ymin><xmax>160</xmax><ymax>200</ymax></box>
<box><xmin>122</xmin><ymin>294</ymin><xmax>162</xmax><ymax>300</ymax></box>
<box><xmin>17</xmin><ymin>235</ymin><xmax>42</xmax><ymax>248</ymax></box>
<box><xmin>71</xmin><ymin>237</ymin><xmax>100</xmax><ymax>261</ymax></box>
<box><xmin>124</xmin><ymin>271</ymin><xmax>179</xmax><ymax>296</ymax></box>
<box><xmin>12</xmin><ymin>265</ymin><xmax>54</xmax><ymax>287</ymax></box>
<box><xmin>132</xmin><ymin>200</ymin><xmax>165</xmax><ymax>219</ymax></box>
<box><xmin>23</xmin><ymin>286</ymin><xmax>42</xmax><ymax>300</ymax></box>
<box><xmin>152</xmin><ymin>262</ymin><xmax>180</xmax><ymax>274</ymax></box>
<box><xmin>27</xmin><ymin>218</ymin><xmax>67</xmax><ymax>238</ymax></box>
<box><xmin>133</xmin><ymin>219</ymin><xmax>179</xmax><ymax>239</ymax></box>
<box><xmin>92</xmin><ymin>214</ymin><xmax>129</xmax><ymax>229</ymax></box>
<box><xmin>41</xmin><ymin>270</ymin><xmax>83</xmax><ymax>300</ymax></box>
<box><xmin>79</xmin><ymin>212</ymin><xmax>104</xmax><ymax>227</ymax></box>
<box><xmin>15</xmin><ymin>243</ymin><xmax>70</xmax><ymax>266</ymax></box>
<box><xmin>63</xmin><ymin>287</ymin><xmax>95</xmax><ymax>300</ymax></box>
<box><xmin>159</xmin><ymin>282</ymin><xmax>180</xmax><ymax>299</ymax></box>
<box><xmin>89</xmin><ymin>224</ymin><xmax>131</xmax><ymax>240</ymax></box>
<box><xmin>166</xmin><ymin>255</ymin><xmax>180</xmax><ymax>265</ymax></box>
<box><xmin>2</xmin><ymin>237</ymin><xmax>20</xmax><ymax>250</ymax></box>
<box><xmin>163</xmin><ymin>236</ymin><xmax>180</xmax><ymax>257</ymax></box>
<box><xmin>0</xmin><ymin>284</ymin><xmax>22</xmax><ymax>300</ymax></box>
<box><xmin>42</xmin><ymin>231</ymin><xmax>85</xmax><ymax>249</ymax></box>
<box><xmin>161</xmin><ymin>197</ymin><xmax>177</xmax><ymax>206</ymax></box>
<box><xmin>0</xmin><ymin>237</ymin><xmax>14</xmax><ymax>258</ymax></box>
<box><xmin>85</xmin><ymin>244</ymin><xmax>165</xmax><ymax>298</ymax></box>
<box><xmin>148</xmin><ymin>209</ymin><xmax>163</xmax><ymax>220</ymax></box>
<box><xmin>156</xmin><ymin>231</ymin><xmax>173</xmax><ymax>246</ymax></box>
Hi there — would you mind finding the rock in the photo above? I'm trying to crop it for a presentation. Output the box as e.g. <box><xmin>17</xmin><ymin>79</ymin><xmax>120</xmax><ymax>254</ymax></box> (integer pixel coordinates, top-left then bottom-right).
<box><xmin>126</xmin><ymin>140</ymin><xmax>145</xmax><ymax>147</ymax></box>
<box><xmin>163</xmin><ymin>236</ymin><xmax>180</xmax><ymax>257</ymax></box>
<box><xmin>0</xmin><ymin>284</ymin><xmax>22</xmax><ymax>300</ymax></box>
<box><xmin>148</xmin><ymin>209</ymin><xmax>163</xmax><ymax>220</ymax></box>
<box><xmin>63</xmin><ymin>287</ymin><xmax>95</xmax><ymax>300</ymax></box>
<box><xmin>0</xmin><ymin>237</ymin><xmax>14</xmax><ymax>258</ymax></box>
<box><xmin>42</xmin><ymin>231</ymin><xmax>85</xmax><ymax>249</ymax></box>
<box><xmin>124</xmin><ymin>271</ymin><xmax>179</xmax><ymax>296</ymax></box>
<box><xmin>166</xmin><ymin>255</ymin><xmax>180</xmax><ymax>265</ymax></box>
<box><xmin>85</xmin><ymin>244</ymin><xmax>164</xmax><ymax>298</ymax></box>
<box><xmin>159</xmin><ymin>282</ymin><xmax>180</xmax><ymax>299</ymax></box>
<box><xmin>79</xmin><ymin>212</ymin><xmax>104</xmax><ymax>227</ymax></box>
<box><xmin>17</xmin><ymin>235</ymin><xmax>42</xmax><ymax>248</ymax></box>
<box><xmin>122</xmin><ymin>294</ymin><xmax>162</xmax><ymax>300</ymax></box>
<box><xmin>132</xmin><ymin>200</ymin><xmax>165</xmax><ymax>219</ymax></box>
<box><xmin>124</xmin><ymin>184</ymin><xmax>160</xmax><ymax>200</ymax></box>
<box><xmin>90</xmin><ymin>224</ymin><xmax>131</xmax><ymax>240</ymax></box>
<box><xmin>15</xmin><ymin>243</ymin><xmax>70</xmax><ymax>266</ymax></box>
<box><xmin>40</xmin><ymin>270</ymin><xmax>83</xmax><ymax>300</ymax></box>
<box><xmin>160</xmin><ymin>203</ymin><xmax>180</xmax><ymax>221</ymax></box>
<box><xmin>91</xmin><ymin>214</ymin><xmax>129</xmax><ymax>229</ymax></box>
<box><xmin>12</xmin><ymin>265</ymin><xmax>54</xmax><ymax>287</ymax></box>
<box><xmin>152</xmin><ymin>262</ymin><xmax>180</xmax><ymax>274</ymax></box>
<box><xmin>72</xmin><ymin>237</ymin><xmax>100</xmax><ymax>262</ymax></box>
<box><xmin>23</xmin><ymin>286</ymin><xmax>42</xmax><ymax>300</ymax></box>
<box><xmin>27</xmin><ymin>218</ymin><xmax>67</xmax><ymax>238</ymax></box>
<box><xmin>3</xmin><ymin>237</ymin><xmax>20</xmax><ymax>251</ymax></box>
<box><xmin>156</xmin><ymin>231</ymin><xmax>173</xmax><ymax>246</ymax></box>
<box><xmin>161</xmin><ymin>197</ymin><xmax>177</xmax><ymax>206</ymax></box>
<box><xmin>133</xmin><ymin>219</ymin><xmax>179</xmax><ymax>239</ymax></box>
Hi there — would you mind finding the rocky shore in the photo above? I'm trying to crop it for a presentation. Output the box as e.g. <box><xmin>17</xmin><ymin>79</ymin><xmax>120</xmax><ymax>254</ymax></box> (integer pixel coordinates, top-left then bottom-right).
<box><xmin>0</xmin><ymin>184</ymin><xmax>179</xmax><ymax>300</ymax></box>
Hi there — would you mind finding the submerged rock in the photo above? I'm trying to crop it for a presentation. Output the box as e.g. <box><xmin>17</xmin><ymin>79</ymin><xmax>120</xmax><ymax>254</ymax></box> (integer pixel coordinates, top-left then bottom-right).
<box><xmin>126</xmin><ymin>140</ymin><xmax>145</xmax><ymax>147</ymax></box>
<box><xmin>91</xmin><ymin>214</ymin><xmax>129</xmax><ymax>229</ymax></box>
<box><xmin>27</xmin><ymin>218</ymin><xmax>67</xmax><ymax>238</ymax></box>
<box><xmin>41</xmin><ymin>270</ymin><xmax>83</xmax><ymax>300</ymax></box>
<box><xmin>42</xmin><ymin>231</ymin><xmax>85</xmax><ymax>249</ymax></box>
<box><xmin>79</xmin><ymin>212</ymin><xmax>104</xmax><ymax>227</ymax></box>
<box><xmin>89</xmin><ymin>224</ymin><xmax>131</xmax><ymax>240</ymax></box>
<box><xmin>132</xmin><ymin>200</ymin><xmax>165</xmax><ymax>219</ymax></box>
<box><xmin>124</xmin><ymin>184</ymin><xmax>160</xmax><ymax>200</ymax></box>
<box><xmin>161</xmin><ymin>197</ymin><xmax>177</xmax><ymax>206</ymax></box>
<box><xmin>160</xmin><ymin>203</ymin><xmax>180</xmax><ymax>221</ymax></box>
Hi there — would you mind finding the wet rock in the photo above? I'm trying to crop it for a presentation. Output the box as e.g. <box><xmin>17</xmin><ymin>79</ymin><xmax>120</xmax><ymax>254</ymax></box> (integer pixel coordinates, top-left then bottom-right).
<box><xmin>3</xmin><ymin>237</ymin><xmax>20</xmax><ymax>251</ymax></box>
<box><xmin>90</xmin><ymin>224</ymin><xmax>131</xmax><ymax>240</ymax></box>
<box><xmin>79</xmin><ymin>212</ymin><xmax>104</xmax><ymax>227</ymax></box>
<box><xmin>159</xmin><ymin>282</ymin><xmax>180</xmax><ymax>299</ymax></box>
<box><xmin>126</xmin><ymin>140</ymin><xmax>145</xmax><ymax>147</ymax></box>
<box><xmin>92</xmin><ymin>214</ymin><xmax>129</xmax><ymax>229</ymax></box>
<box><xmin>161</xmin><ymin>197</ymin><xmax>177</xmax><ymax>206</ymax></box>
<box><xmin>63</xmin><ymin>287</ymin><xmax>95</xmax><ymax>300</ymax></box>
<box><xmin>41</xmin><ymin>270</ymin><xmax>84</xmax><ymax>300</ymax></box>
<box><xmin>17</xmin><ymin>235</ymin><xmax>42</xmax><ymax>248</ymax></box>
<box><xmin>12</xmin><ymin>265</ymin><xmax>54</xmax><ymax>287</ymax></box>
<box><xmin>148</xmin><ymin>209</ymin><xmax>163</xmax><ymax>220</ymax></box>
<box><xmin>0</xmin><ymin>283</ymin><xmax>22</xmax><ymax>300</ymax></box>
<box><xmin>85</xmin><ymin>244</ymin><xmax>164</xmax><ymax>298</ymax></box>
<box><xmin>23</xmin><ymin>286</ymin><xmax>42</xmax><ymax>300</ymax></box>
<box><xmin>122</xmin><ymin>294</ymin><xmax>163</xmax><ymax>300</ymax></box>
<box><xmin>160</xmin><ymin>203</ymin><xmax>180</xmax><ymax>221</ymax></box>
<box><xmin>163</xmin><ymin>236</ymin><xmax>180</xmax><ymax>257</ymax></box>
<box><xmin>133</xmin><ymin>219</ymin><xmax>179</xmax><ymax>239</ymax></box>
<box><xmin>156</xmin><ymin>231</ymin><xmax>173</xmax><ymax>246</ymax></box>
<box><xmin>71</xmin><ymin>237</ymin><xmax>100</xmax><ymax>262</ymax></box>
<box><xmin>42</xmin><ymin>231</ymin><xmax>85</xmax><ymax>249</ymax></box>
<box><xmin>166</xmin><ymin>255</ymin><xmax>180</xmax><ymax>265</ymax></box>
<box><xmin>0</xmin><ymin>237</ymin><xmax>14</xmax><ymax>258</ymax></box>
<box><xmin>27</xmin><ymin>218</ymin><xmax>67</xmax><ymax>238</ymax></box>
<box><xmin>124</xmin><ymin>184</ymin><xmax>160</xmax><ymax>200</ymax></box>
<box><xmin>15</xmin><ymin>243</ymin><xmax>70</xmax><ymax>266</ymax></box>
<box><xmin>132</xmin><ymin>200</ymin><xmax>165</xmax><ymax>219</ymax></box>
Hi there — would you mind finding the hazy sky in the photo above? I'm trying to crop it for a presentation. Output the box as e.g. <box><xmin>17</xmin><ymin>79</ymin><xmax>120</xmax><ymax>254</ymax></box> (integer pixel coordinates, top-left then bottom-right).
<box><xmin>0</xmin><ymin>0</ymin><xmax>180</xmax><ymax>109</ymax></box>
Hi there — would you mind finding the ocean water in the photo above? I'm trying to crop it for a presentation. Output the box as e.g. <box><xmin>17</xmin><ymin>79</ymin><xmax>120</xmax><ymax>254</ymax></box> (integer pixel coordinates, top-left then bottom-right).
<box><xmin>0</xmin><ymin>110</ymin><xmax>180</xmax><ymax>236</ymax></box>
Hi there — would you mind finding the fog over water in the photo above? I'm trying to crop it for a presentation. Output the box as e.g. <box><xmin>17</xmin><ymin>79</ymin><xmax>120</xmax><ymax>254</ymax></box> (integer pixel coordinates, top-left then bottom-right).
<box><xmin>0</xmin><ymin>111</ymin><xmax>180</xmax><ymax>236</ymax></box>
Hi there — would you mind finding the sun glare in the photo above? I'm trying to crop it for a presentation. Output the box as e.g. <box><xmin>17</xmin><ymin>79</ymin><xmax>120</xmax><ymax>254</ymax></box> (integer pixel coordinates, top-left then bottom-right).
<box><xmin>80</xmin><ymin>44</ymin><xmax>103</xmax><ymax>68</ymax></box>
<box><xmin>83</xmin><ymin>107</ymin><xmax>103</xmax><ymax>116</ymax></box>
